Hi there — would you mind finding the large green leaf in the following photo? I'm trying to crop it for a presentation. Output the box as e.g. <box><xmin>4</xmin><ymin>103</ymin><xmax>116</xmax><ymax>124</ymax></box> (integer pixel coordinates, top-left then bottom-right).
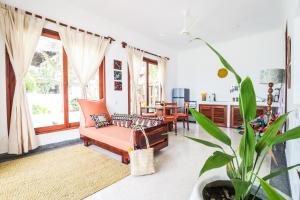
<box><xmin>271</xmin><ymin>126</ymin><xmax>300</xmax><ymax>146</ymax></box>
<box><xmin>238</xmin><ymin>78</ymin><xmax>256</xmax><ymax>176</ymax></box>
<box><xmin>190</xmin><ymin>109</ymin><xmax>231</xmax><ymax>146</ymax></box>
<box><xmin>239</xmin><ymin>123</ymin><xmax>256</xmax><ymax>171</ymax></box>
<box><xmin>231</xmin><ymin>179</ymin><xmax>251</xmax><ymax>200</ymax></box>
<box><xmin>263</xmin><ymin>163</ymin><xmax>300</xmax><ymax>181</ymax></box>
<box><xmin>200</xmin><ymin>151</ymin><xmax>234</xmax><ymax>176</ymax></box>
<box><xmin>255</xmin><ymin>113</ymin><xmax>288</xmax><ymax>155</ymax></box>
<box><xmin>195</xmin><ymin>38</ymin><xmax>242</xmax><ymax>84</ymax></box>
<box><xmin>185</xmin><ymin>136</ymin><xmax>223</xmax><ymax>150</ymax></box>
<box><xmin>226</xmin><ymin>163</ymin><xmax>239</xmax><ymax>179</ymax></box>
<box><xmin>259</xmin><ymin>178</ymin><xmax>285</xmax><ymax>200</ymax></box>
<box><xmin>239</xmin><ymin>77</ymin><xmax>257</xmax><ymax>123</ymax></box>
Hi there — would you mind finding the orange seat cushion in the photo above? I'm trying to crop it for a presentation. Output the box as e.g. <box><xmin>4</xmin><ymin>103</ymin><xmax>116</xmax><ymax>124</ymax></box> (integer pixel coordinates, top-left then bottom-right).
<box><xmin>164</xmin><ymin>116</ymin><xmax>176</xmax><ymax>122</ymax></box>
<box><xmin>77</xmin><ymin>99</ymin><xmax>111</xmax><ymax>128</ymax></box>
<box><xmin>164</xmin><ymin>115</ymin><xmax>176</xmax><ymax>119</ymax></box>
<box><xmin>176</xmin><ymin>113</ymin><xmax>188</xmax><ymax>117</ymax></box>
<box><xmin>80</xmin><ymin>126</ymin><xmax>133</xmax><ymax>151</ymax></box>
<box><xmin>142</xmin><ymin>113</ymin><xmax>157</xmax><ymax>117</ymax></box>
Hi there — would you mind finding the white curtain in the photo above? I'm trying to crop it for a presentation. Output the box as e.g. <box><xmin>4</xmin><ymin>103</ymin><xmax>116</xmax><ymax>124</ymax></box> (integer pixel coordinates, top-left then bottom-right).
<box><xmin>0</xmin><ymin>32</ymin><xmax>8</xmax><ymax>154</ymax></box>
<box><xmin>158</xmin><ymin>57</ymin><xmax>168</xmax><ymax>101</ymax></box>
<box><xmin>127</xmin><ymin>46</ymin><xmax>144</xmax><ymax>114</ymax></box>
<box><xmin>58</xmin><ymin>26</ymin><xmax>110</xmax><ymax>99</ymax></box>
<box><xmin>0</xmin><ymin>4</ymin><xmax>45</xmax><ymax>154</ymax></box>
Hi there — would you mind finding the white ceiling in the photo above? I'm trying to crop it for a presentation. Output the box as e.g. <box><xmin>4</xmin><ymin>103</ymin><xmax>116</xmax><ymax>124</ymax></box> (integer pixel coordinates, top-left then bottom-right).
<box><xmin>70</xmin><ymin>0</ymin><xmax>286</xmax><ymax>49</ymax></box>
<box><xmin>3</xmin><ymin>0</ymin><xmax>287</xmax><ymax>49</ymax></box>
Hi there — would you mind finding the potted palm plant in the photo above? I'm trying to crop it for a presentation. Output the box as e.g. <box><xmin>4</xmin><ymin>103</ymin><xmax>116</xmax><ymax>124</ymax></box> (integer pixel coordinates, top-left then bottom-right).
<box><xmin>187</xmin><ymin>38</ymin><xmax>300</xmax><ymax>200</ymax></box>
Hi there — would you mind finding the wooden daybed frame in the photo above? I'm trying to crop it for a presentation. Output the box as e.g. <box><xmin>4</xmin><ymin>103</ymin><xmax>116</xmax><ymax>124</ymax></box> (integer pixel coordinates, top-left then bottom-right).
<box><xmin>80</xmin><ymin>123</ymin><xmax>169</xmax><ymax>164</ymax></box>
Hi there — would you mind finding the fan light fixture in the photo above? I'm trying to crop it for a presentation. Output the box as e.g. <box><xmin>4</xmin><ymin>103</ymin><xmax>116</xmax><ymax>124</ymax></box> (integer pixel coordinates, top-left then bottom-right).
<box><xmin>181</xmin><ymin>10</ymin><xmax>191</xmax><ymax>35</ymax></box>
<box><xmin>180</xmin><ymin>9</ymin><xmax>200</xmax><ymax>37</ymax></box>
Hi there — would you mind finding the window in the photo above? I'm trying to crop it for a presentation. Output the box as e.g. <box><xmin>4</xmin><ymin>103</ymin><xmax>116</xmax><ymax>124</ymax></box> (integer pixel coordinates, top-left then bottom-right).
<box><xmin>68</xmin><ymin>68</ymin><xmax>100</xmax><ymax>123</ymax></box>
<box><xmin>148</xmin><ymin>62</ymin><xmax>160</xmax><ymax>106</ymax></box>
<box><xmin>68</xmin><ymin>65</ymin><xmax>81</xmax><ymax>123</ymax></box>
<box><xmin>6</xmin><ymin>28</ymin><xmax>105</xmax><ymax>134</ymax></box>
<box><xmin>137</xmin><ymin>62</ymin><xmax>147</xmax><ymax>107</ymax></box>
<box><xmin>25</xmin><ymin>35</ymin><xmax>64</xmax><ymax>128</ymax></box>
<box><xmin>137</xmin><ymin>58</ymin><xmax>161</xmax><ymax>108</ymax></box>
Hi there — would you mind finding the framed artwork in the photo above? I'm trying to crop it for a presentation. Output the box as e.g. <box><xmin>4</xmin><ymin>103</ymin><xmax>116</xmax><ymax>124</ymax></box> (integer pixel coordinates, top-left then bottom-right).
<box><xmin>114</xmin><ymin>81</ymin><xmax>122</xmax><ymax>91</ymax></box>
<box><xmin>114</xmin><ymin>60</ymin><xmax>122</xmax><ymax>70</ymax></box>
<box><xmin>114</xmin><ymin>71</ymin><xmax>122</xmax><ymax>80</ymax></box>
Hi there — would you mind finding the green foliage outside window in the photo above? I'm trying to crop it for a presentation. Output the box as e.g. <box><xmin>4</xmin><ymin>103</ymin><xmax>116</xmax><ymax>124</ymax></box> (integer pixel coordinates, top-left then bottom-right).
<box><xmin>32</xmin><ymin>104</ymin><xmax>49</xmax><ymax>115</ymax></box>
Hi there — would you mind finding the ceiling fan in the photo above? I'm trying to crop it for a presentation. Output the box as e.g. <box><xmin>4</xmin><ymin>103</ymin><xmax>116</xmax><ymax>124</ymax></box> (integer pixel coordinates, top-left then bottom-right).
<box><xmin>180</xmin><ymin>9</ymin><xmax>200</xmax><ymax>37</ymax></box>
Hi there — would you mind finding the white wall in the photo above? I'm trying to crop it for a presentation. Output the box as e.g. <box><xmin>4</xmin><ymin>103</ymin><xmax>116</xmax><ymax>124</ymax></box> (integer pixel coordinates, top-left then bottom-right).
<box><xmin>0</xmin><ymin>1</ymin><xmax>177</xmax><ymax>153</ymax></box>
<box><xmin>286</xmin><ymin>16</ymin><xmax>300</xmax><ymax>200</ymax></box>
<box><xmin>176</xmin><ymin>30</ymin><xmax>285</xmax><ymax>103</ymax></box>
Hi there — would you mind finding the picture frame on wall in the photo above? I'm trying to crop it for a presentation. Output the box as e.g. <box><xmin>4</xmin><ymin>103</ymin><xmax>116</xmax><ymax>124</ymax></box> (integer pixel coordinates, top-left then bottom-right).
<box><xmin>114</xmin><ymin>71</ymin><xmax>122</xmax><ymax>81</ymax></box>
<box><xmin>114</xmin><ymin>60</ymin><xmax>122</xmax><ymax>70</ymax></box>
<box><xmin>114</xmin><ymin>81</ymin><xmax>122</xmax><ymax>91</ymax></box>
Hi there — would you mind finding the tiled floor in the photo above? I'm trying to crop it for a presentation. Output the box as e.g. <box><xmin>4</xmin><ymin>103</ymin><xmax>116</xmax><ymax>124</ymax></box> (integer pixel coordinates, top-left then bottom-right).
<box><xmin>70</xmin><ymin>123</ymin><xmax>270</xmax><ymax>200</ymax></box>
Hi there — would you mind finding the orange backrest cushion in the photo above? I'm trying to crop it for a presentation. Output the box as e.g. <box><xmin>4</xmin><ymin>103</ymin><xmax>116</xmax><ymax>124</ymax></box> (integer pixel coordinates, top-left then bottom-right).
<box><xmin>77</xmin><ymin>99</ymin><xmax>111</xmax><ymax>127</ymax></box>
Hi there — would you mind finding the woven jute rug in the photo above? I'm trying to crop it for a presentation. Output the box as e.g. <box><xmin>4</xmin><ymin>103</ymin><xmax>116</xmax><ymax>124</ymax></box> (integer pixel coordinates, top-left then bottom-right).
<box><xmin>0</xmin><ymin>144</ymin><xmax>130</xmax><ymax>200</ymax></box>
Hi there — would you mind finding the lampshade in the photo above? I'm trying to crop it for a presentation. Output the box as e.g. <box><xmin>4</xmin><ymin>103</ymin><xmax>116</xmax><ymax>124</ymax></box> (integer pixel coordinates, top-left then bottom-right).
<box><xmin>259</xmin><ymin>68</ymin><xmax>285</xmax><ymax>84</ymax></box>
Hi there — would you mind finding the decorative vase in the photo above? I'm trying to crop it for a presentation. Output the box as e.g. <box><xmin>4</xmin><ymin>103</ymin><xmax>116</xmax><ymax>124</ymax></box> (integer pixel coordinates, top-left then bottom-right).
<box><xmin>201</xmin><ymin>93</ymin><xmax>207</xmax><ymax>101</ymax></box>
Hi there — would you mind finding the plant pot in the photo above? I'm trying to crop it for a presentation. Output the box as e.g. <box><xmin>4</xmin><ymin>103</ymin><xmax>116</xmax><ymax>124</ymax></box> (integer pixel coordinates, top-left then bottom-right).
<box><xmin>202</xmin><ymin>180</ymin><xmax>264</xmax><ymax>200</ymax></box>
<box><xmin>189</xmin><ymin>170</ymin><xmax>291</xmax><ymax>200</ymax></box>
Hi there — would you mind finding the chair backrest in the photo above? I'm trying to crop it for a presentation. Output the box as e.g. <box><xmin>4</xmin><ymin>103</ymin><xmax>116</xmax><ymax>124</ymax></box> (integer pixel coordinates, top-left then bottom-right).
<box><xmin>184</xmin><ymin>102</ymin><xmax>190</xmax><ymax>114</ymax></box>
<box><xmin>163</xmin><ymin>102</ymin><xmax>177</xmax><ymax>106</ymax></box>
<box><xmin>163</xmin><ymin>102</ymin><xmax>177</xmax><ymax>116</ymax></box>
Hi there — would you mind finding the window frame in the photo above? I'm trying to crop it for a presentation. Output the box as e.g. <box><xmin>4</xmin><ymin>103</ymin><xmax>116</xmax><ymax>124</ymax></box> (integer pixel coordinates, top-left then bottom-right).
<box><xmin>5</xmin><ymin>28</ymin><xmax>106</xmax><ymax>134</ymax></box>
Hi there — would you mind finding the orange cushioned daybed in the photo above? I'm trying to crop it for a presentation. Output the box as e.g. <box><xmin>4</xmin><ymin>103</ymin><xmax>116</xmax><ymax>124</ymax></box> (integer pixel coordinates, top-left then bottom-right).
<box><xmin>78</xmin><ymin>99</ymin><xmax>168</xmax><ymax>164</ymax></box>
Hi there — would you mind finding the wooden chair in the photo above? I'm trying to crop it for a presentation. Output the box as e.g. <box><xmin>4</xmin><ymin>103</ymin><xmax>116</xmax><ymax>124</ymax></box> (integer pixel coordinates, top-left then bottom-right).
<box><xmin>140</xmin><ymin>102</ymin><xmax>157</xmax><ymax>117</ymax></box>
<box><xmin>176</xmin><ymin>102</ymin><xmax>189</xmax><ymax>130</ymax></box>
<box><xmin>162</xmin><ymin>102</ymin><xmax>178</xmax><ymax>134</ymax></box>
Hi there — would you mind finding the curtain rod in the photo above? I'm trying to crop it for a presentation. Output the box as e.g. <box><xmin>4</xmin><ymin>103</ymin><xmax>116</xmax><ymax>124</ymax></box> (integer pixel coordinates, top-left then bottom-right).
<box><xmin>121</xmin><ymin>42</ymin><xmax>170</xmax><ymax>60</ymax></box>
<box><xmin>26</xmin><ymin>11</ymin><xmax>115</xmax><ymax>43</ymax></box>
<box><xmin>2</xmin><ymin>4</ymin><xmax>115</xmax><ymax>43</ymax></box>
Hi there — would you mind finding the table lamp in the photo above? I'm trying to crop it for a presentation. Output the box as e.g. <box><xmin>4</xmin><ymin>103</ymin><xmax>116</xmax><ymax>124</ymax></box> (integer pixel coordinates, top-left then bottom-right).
<box><xmin>259</xmin><ymin>68</ymin><xmax>285</xmax><ymax>118</ymax></box>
